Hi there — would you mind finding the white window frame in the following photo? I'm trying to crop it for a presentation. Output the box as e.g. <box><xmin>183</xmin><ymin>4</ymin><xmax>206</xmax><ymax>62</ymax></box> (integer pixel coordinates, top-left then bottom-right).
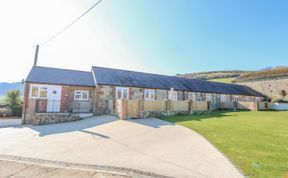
<box><xmin>116</xmin><ymin>87</ymin><xmax>129</xmax><ymax>99</ymax></box>
<box><xmin>220</xmin><ymin>95</ymin><xmax>226</xmax><ymax>102</ymax></box>
<box><xmin>233</xmin><ymin>96</ymin><xmax>240</xmax><ymax>102</ymax></box>
<box><xmin>29</xmin><ymin>85</ymin><xmax>48</xmax><ymax>99</ymax></box>
<box><xmin>206</xmin><ymin>93</ymin><xmax>212</xmax><ymax>101</ymax></box>
<box><xmin>74</xmin><ymin>90</ymin><xmax>89</xmax><ymax>101</ymax></box>
<box><xmin>144</xmin><ymin>89</ymin><xmax>155</xmax><ymax>100</ymax></box>
<box><xmin>168</xmin><ymin>90</ymin><xmax>177</xmax><ymax>101</ymax></box>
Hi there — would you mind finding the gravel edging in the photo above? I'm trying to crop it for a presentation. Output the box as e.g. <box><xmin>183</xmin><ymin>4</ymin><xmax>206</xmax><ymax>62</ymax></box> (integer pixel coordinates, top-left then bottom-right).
<box><xmin>0</xmin><ymin>154</ymin><xmax>173</xmax><ymax>178</ymax></box>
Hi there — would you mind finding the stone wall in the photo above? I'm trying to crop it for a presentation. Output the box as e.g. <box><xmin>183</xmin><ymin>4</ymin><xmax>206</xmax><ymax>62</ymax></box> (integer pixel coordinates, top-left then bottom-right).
<box><xmin>94</xmin><ymin>85</ymin><xmax>114</xmax><ymax>115</ymax></box>
<box><xmin>236</xmin><ymin>76</ymin><xmax>288</xmax><ymax>101</ymax></box>
<box><xmin>32</xmin><ymin>113</ymin><xmax>81</xmax><ymax>125</ymax></box>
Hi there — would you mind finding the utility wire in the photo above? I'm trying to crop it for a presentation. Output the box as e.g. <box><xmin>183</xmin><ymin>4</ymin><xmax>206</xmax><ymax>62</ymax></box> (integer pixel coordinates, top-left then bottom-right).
<box><xmin>40</xmin><ymin>0</ymin><xmax>103</xmax><ymax>46</ymax></box>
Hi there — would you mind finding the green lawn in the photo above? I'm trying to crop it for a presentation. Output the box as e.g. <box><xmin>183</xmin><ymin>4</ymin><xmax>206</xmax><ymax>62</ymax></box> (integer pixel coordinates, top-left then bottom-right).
<box><xmin>208</xmin><ymin>77</ymin><xmax>236</xmax><ymax>83</ymax></box>
<box><xmin>161</xmin><ymin>111</ymin><xmax>288</xmax><ymax>178</ymax></box>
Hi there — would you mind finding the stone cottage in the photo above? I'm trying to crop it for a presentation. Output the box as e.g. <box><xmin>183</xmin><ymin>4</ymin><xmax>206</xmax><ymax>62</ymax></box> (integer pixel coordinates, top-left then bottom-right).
<box><xmin>22</xmin><ymin>66</ymin><xmax>265</xmax><ymax>124</ymax></box>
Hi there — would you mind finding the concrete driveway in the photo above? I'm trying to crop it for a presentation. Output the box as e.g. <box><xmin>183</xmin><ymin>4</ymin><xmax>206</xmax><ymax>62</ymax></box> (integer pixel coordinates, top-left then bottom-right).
<box><xmin>0</xmin><ymin>118</ymin><xmax>21</xmax><ymax>128</ymax></box>
<box><xmin>0</xmin><ymin>116</ymin><xmax>243</xmax><ymax>178</ymax></box>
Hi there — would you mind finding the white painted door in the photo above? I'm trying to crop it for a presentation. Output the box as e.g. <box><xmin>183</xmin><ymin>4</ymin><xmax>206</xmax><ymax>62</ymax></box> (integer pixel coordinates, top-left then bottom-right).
<box><xmin>47</xmin><ymin>85</ymin><xmax>62</xmax><ymax>112</ymax></box>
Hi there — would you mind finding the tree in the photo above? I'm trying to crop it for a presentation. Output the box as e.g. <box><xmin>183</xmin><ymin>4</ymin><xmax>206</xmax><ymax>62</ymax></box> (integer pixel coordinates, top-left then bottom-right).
<box><xmin>5</xmin><ymin>90</ymin><xmax>22</xmax><ymax>116</ymax></box>
<box><xmin>280</xmin><ymin>90</ymin><xmax>287</xmax><ymax>99</ymax></box>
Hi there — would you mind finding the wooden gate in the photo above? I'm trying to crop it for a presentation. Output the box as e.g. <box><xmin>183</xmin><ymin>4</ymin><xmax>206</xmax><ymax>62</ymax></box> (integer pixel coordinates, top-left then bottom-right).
<box><xmin>127</xmin><ymin>100</ymin><xmax>139</xmax><ymax>118</ymax></box>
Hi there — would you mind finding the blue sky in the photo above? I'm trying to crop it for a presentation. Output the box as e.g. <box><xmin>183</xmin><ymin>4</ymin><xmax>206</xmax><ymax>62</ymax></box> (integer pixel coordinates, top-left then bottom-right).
<box><xmin>104</xmin><ymin>0</ymin><xmax>288</xmax><ymax>74</ymax></box>
<box><xmin>0</xmin><ymin>0</ymin><xmax>287</xmax><ymax>82</ymax></box>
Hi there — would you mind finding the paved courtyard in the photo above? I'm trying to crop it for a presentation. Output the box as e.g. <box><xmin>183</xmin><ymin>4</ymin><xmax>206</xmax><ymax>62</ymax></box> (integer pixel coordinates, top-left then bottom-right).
<box><xmin>0</xmin><ymin>118</ymin><xmax>21</xmax><ymax>128</ymax></box>
<box><xmin>0</xmin><ymin>116</ymin><xmax>243</xmax><ymax>178</ymax></box>
<box><xmin>0</xmin><ymin>159</ymin><xmax>129</xmax><ymax>178</ymax></box>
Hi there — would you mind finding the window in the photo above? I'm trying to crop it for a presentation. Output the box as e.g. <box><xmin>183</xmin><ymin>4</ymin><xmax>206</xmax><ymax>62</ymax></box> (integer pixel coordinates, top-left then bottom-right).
<box><xmin>74</xmin><ymin>90</ymin><xmax>89</xmax><ymax>100</ymax></box>
<box><xmin>144</xmin><ymin>89</ymin><xmax>155</xmax><ymax>100</ymax></box>
<box><xmin>30</xmin><ymin>86</ymin><xmax>48</xmax><ymax>99</ymax></box>
<box><xmin>233</xmin><ymin>96</ymin><xmax>240</xmax><ymax>102</ymax></box>
<box><xmin>189</xmin><ymin>92</ymin><xmax>196</xmax><ymax>101</ymax></box>
<box><xmin>168</xmin><ymin>88</ymin><xmax>177</xmax><ymax>101</ymax></box>
<box><xmin>196</xmin><ymin>93</ymin><xmax>206</xmax><ymax>101</ymax></box>
<box><xmin>206</xmin><ymin>93</ymin><xmax>212</xmax><ymax>101</ymax></box>
<box><xmin>116</xmin><ymin>87</ymin><xmax>129</xmax><ymax>99</ymax></box>
<box><xmin>220</xmin><ymin>95</ymin><xmax>226</xmax><ymax>102</ymax></box>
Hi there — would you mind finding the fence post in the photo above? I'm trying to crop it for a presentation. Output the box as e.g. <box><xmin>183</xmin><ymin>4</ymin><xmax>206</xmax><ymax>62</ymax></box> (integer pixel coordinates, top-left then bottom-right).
<box><xmin>189</xmin><ymin>100</ymin><xmax>193</xmax><ymax>114</ymax></box>
<box><xmin>165</xmin><ymin>100</ymin><xmax>171</xmax><ymax>115</ymax></box>
<box><xmin>207</xmin><ymin>101</ymin><xmax>210</xmax><ymax>111</ymax></box>
<box><xmin>256</xmin><ymin>102</ymin><xmax>259</xmax><ymax>111</ymax></box>
<box><xmin>138</xmin><ymin>99</ymin><xmax>144</xmax><ymax>118</ymax></box>
<box><xmin>233</xmin><ymin>102</ymin><xmax>237</xmax><ymax>111</ymax></box>
<box><xmin>35</xmin><ymin>99</ymin><xmax>39</xmax><ymax>113</ymax></box>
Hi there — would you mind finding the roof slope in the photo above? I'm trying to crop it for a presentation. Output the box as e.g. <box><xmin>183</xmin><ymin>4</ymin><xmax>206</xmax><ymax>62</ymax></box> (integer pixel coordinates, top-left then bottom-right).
<box><xmin>26</xmin><ymin>66</ymin><xmax>95</xmax><ymax>87</ymax></box>
<box><xmin>92</xmin><ymin>66</ymin><xmax>264</xmax><ymax>97</ymax></box>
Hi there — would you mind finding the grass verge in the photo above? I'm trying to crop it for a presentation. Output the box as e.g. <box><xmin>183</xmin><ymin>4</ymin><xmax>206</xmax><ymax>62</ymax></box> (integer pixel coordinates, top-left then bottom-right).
<box><xmin>161</xmin><ymin>111</ymin><xmax>288</xmax><ymax>178</ymax></box>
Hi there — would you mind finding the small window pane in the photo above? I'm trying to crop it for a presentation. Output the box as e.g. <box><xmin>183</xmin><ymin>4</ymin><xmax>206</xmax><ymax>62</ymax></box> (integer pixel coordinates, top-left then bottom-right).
<box><xmin>31</xmin><ymin>87</ymin><xmax>38</xmax><ymax>97</ymax></box>
<box><xmin>75</xmin><ymin>94</ymin><xmax>81</xmax><ymax>100</ymax></box>
<box><xmin>145</xmin><ymin>91</ymin><xmax>149</xmax><ymax>99</ymax></box>
<box><xmin>123</xmin><ymin>89</ymin><xmax>128</xmax><ymax>99</ymax></box>
<box><xmin>82</xmin><ymin>92</ymin><xmax>88</xmax><ymax>99</ymax></box>
<box><xmin>40</xmin><ymin>90</ymin><xmax>47</xmax><ymax>98</ymax></box>
<box><xmin>117</xmin><ymin>89</ymin><xmax>122</xmax><ymax>99</ymax></box>
<box><xmin>150</xmin><ymin>92</ymin><xmax>155</xmax><ymax>99</ymax></box>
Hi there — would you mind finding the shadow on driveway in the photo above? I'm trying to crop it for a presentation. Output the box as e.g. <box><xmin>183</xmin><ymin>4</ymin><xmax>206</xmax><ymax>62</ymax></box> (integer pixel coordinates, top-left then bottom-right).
<box><xmin>23</xmin><ymin>115</ymin><xmax>117</xmax><ymax>137</ymax></box>
<box><xmin>0</xmin><ymin>118</ymin><xmax>21</xmax><ymax>128</ymax></box>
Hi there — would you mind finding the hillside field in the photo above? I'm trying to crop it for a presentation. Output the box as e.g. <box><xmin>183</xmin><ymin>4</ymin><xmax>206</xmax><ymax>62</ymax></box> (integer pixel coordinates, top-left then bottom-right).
<box><xmin>208</xmin><ymin>77</ymin><xmax>236</xmax><ymax>84</ymax></box>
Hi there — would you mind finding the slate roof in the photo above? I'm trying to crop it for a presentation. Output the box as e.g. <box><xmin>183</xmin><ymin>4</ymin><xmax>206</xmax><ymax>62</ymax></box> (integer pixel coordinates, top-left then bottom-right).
<box><xmin>92</xmin><ymin>66</ymin><xmax>264</xmax><ymax>97</ymax></box>
<box><xmin>26</xmin><ymin>66</ymin><xmax>95</xmax><ymax>87</ymax></box>
<box><xmin>25</xmin><ymin>66</ymin><xmax>264</xmax><ymax>97</ymax></box>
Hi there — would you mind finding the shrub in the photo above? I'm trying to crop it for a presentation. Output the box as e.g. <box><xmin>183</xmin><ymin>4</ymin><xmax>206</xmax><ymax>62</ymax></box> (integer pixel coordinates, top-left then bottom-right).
<box><xmin>0</xmin><ymin>108</ymin><xmax>12</xmax><ymax>117</ymax></box>
<box><xmin>273</xmin><ymin>99</ymin><xmax>288</xmax><ymax>103</ymax></box>
<box><xmin>280</xmin><ymin>90</ymin><xmax>287</xmax><ymax>98</ymax></box>
<box><xmin>5</xmin><ymin>90</ymin><xmax>22</xmax><ymax>117</ymax></box>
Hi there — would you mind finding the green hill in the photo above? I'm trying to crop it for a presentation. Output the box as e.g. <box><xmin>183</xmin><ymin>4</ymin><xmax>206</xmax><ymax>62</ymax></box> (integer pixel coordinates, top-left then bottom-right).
<box><xmin>176</xmin><ymin>70</ymin><xmax>250</xmax><ymax>83</ymax></box>
<box><xmin>208</xmin><ymin>77</ymin><xmax>236</xmax><ymax>84</ymax></box>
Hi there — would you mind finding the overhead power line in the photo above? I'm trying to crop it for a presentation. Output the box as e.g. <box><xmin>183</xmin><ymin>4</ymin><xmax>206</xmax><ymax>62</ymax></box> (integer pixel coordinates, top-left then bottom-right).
<box><xmin>40</xmin><ymin>0</ymin><xmax>103</xmax><ymax>46</ymax></box>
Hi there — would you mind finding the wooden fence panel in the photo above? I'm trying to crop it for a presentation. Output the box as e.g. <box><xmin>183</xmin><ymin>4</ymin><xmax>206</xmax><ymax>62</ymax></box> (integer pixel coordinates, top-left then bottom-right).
<box><xmin>237</xmin><ymin>102</ymin><xmax>258</xmax><ymax>110</ymax></box>
<box><xmin>192</xmin><ymin>101</ymin><xmax>208</xmax><ymax>111</ymax></box>
<box><xmin>170</xmin><ymin>101</ymin><xmax>189</xmax><ymax>111</ymax></box>
<box><xmin>220</xmin><ymin>102</ymin><xmax>234</xmax><ymax>109</ymax></box>
<box><xmin>127</xmin><ymin>100</ymin><xmax>139</xmax><ymax>117</ymax></box>
<box><xmin>144</xmin><ymin>100</ymin><xmax>166</xmax><ymax>111</ymax></box>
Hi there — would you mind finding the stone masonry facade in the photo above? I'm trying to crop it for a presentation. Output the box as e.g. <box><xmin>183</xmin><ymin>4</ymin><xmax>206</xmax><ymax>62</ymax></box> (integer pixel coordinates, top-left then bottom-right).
<box><xmin>94</xmin><ymin>84</ymin><xmax>264</xmax><ymax>115</ymax></box>
<box><xmin>23</xmin><ymin>82</ymin><xmax>265</xmax><ymax>124</ymax></box>
<box><xmin>236</xmin><ymin>76</ymin><xmax>288</xmax><ymax>101</ymax></box>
